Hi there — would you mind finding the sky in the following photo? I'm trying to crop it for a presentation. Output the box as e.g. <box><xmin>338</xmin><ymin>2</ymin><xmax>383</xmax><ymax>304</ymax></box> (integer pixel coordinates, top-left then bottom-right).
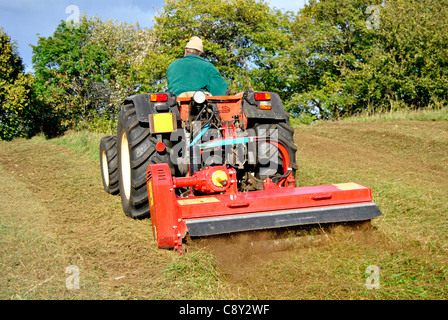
<box><xmin>0</xmin><ymin>0</ymin><xmax>307</xmax><ymax>74</ymax></box>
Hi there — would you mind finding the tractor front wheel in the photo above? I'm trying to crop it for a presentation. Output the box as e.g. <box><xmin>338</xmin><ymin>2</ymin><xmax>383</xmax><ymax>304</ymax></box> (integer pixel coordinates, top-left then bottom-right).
<box><xmin>117</xmin><ymin>103</ymin><xmax>173</xmax><ymax>219</ymax></box>
<box><xmin>99</xmin><ymin>135</ymin><xmax>119</xmax><ymax>195</ymax></box>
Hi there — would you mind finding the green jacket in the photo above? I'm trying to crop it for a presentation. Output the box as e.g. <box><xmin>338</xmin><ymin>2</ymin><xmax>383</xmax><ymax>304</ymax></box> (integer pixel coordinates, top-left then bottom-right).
<box><xmin>167</xmin><ymin>54</ymin><xmax>228</xmax><ymax>96</ymax></box>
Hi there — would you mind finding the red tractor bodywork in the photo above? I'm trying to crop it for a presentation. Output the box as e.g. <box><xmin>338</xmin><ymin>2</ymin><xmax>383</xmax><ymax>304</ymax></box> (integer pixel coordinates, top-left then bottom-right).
<box><xmin>144</xmin><ymin>94</ymin><xmax>382</xmax><ymax>253</ymax></box>
<box><xmin>147</xmin><ymin>162</ymin><xmax>380</xmax><ymax>254</ymax></box>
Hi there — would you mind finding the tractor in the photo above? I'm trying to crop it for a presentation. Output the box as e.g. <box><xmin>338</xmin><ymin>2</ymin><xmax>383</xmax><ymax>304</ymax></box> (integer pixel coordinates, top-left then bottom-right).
<box><xmin>100</xmin><ymin>91</ymin><xmax>382</xmax><ymax>253</ymax></box>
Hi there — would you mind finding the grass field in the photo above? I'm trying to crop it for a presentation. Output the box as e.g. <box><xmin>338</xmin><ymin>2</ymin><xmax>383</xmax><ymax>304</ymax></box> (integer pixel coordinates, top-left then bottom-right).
<box><xmin>0</xmin><ymin>108</ymin><xmax>447</xmax><ymax>300</ymax></box>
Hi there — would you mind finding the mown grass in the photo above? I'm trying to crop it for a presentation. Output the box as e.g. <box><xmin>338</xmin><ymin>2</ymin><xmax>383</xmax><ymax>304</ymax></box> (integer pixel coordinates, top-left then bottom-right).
<box><xmin>48</xmin><ymin>108</ymin><xmax>448</xmax><ymax>299</ymax></box>
<box><xmin>0</xmin><ymin>137</ymin><xmax>236</xmax><ymax>300</ymax></box>
<box><xmin>1</xmin><ymin>107</ymin><xmax>447</xmax><ymax>300</ymax></box>
<box><xmin>288</xmin><ymin>107</ymin><xmax>448</xmax><ymax>299</ymax></box>
<box><xmin>0</xmin><ymin>164</ymin><xmax>65</xmax><ymax>299</ymax></box>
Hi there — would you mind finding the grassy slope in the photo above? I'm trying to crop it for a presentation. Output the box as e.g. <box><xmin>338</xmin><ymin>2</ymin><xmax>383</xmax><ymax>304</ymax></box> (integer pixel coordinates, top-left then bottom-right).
<box><xmin>291</xmin><ymin>119</ymin><xmax>448</xmax><ymax>299</ymax></box>
<box><xmin>0</xmin><ymin>108</ymin><xmax>447</xmax><ymax>300</ymax></box>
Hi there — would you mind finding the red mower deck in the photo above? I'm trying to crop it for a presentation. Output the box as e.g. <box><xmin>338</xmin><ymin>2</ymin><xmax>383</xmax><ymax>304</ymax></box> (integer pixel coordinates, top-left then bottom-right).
<box><xmin>147</xmin><ymin>163</ymin><xmax>381</xmax><ymax>253</ymax></box>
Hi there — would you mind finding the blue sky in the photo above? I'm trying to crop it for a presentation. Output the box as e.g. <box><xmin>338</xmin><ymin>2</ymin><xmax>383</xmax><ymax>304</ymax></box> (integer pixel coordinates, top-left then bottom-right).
<box><xmin>0</xmin><ymin>0</ymin><xmax>306</xmax><ymax>73</ymax></box>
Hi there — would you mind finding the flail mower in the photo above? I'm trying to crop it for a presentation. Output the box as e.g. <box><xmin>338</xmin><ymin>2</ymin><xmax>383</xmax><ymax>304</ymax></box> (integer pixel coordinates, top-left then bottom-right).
<box><xmin>100</xmin><ymin>91</ymin><xmax>382</xmax><ymax>253</ymax></box>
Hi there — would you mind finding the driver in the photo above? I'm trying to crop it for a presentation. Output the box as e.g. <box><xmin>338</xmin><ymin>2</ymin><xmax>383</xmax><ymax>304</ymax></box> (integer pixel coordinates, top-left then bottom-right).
<box><xmin>167</xmin><ymin>36</ymin><xmax>228</xmax><ymax>97</ymax></box>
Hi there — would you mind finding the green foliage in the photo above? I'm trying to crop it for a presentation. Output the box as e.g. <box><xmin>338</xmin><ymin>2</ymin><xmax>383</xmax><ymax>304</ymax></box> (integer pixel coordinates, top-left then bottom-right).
<box><xmin>32</xmin><ymin>15</ymin><xmax>157</xmax><ymax>132</ymax></box>
<box><xmin>0</xmin><ymin>29</ymin><xmax>37</xmax><ymax>140</ymax></box>
<box><xmin>282</xmin><ymin>0</ymin><xmax>384</xmax><ymax>119</ymax></box>
<box><xmin>32</xmin><ymin>16</ymin><xmax>94</xmax><ymax>130</ymax></box>
<box><xmin>283</xmin><ymin>0</ymin><xmax>448</xmax><ymax>120</ymax></box>
<box><xmin>87</xmin><ymin>17</ymin><xmax>158</xmax><ymax>115</ymax></box>
<box><xmin>75</xmin><ymin>116</ymin><xmax>117</xmax><ymax>135</ymax></box>
<box><xmin>4</xmin><ymin>0</ymin><xmax>448</xmax><ymax>138</ymax></box>
<box><xmin>359</xmin><ymin>0</ymin><xmax>448</xmax><ymax>110</ymax></box>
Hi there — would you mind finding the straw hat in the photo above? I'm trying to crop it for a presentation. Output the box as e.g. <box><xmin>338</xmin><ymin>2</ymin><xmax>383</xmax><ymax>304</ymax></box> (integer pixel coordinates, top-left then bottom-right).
<box><xmin>185</xmin><ymin>36</ymin><xmax>203</xmax><ymax>53</ymax></box>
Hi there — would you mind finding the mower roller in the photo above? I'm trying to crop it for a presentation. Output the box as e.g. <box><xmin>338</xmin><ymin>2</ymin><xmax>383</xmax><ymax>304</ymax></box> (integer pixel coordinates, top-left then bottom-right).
<box><xmin>100</xmin><ymin>90</ymin><xmax>382</xmax><ymax>253</ymax></box>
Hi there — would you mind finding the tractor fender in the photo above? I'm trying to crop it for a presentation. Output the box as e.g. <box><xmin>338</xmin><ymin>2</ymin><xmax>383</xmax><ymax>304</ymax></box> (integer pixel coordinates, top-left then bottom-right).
<box><xmin>242</xmin><ymin>91</ymin><xmax>289</xmax><ymax>122</ymax></box>
<box><xmin>124</xmin><ymin>93</ymin><xmax>180</xmax><ymax>124</ymax></box>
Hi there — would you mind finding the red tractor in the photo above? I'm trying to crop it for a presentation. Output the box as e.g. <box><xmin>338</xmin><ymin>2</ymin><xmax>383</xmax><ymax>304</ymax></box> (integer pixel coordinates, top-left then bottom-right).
<box><xmin>100</xmin><ymin>91</ymin><xmax>381</xmax><ymax>253</ymax></box>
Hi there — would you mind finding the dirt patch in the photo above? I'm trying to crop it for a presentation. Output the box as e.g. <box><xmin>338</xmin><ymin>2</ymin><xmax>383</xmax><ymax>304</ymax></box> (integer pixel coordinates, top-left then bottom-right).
<box><xmin>187</xmin><ymin>222</ymin><xmax>378</xmax><ymax>296</ymax></box>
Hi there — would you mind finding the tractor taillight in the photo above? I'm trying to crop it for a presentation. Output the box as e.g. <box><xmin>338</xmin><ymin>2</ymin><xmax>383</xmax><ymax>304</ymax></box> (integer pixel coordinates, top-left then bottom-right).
<box><xmin>150</xmin><ymin>94</ymin><xmax>168</xmax><ymax>102</ymax></box>
<box><xmin>254</xmin><ymin>92</ymin><xmax>271</xmax><ymax>101</ymax></box>
<box><xmin>255</xmin><ymin>92</ymin><xmax>272</xmax><ymax>109</ymax></box>
<box><xmin>259</xmin><ymin>102</ymin><xmax>272</xmax><ymax>110</ymax></box>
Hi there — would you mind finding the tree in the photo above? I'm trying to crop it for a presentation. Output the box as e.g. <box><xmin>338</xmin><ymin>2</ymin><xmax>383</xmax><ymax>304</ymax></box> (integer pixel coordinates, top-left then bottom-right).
<box><xmin>0</xmin><ymin>28</ymin><xmax>36</xmax><ymax>140</ymax></box>
<box><xmin>359</xmin><ymin>0</ymin><xmax>448</xmax><ymax>110</ymax></box>
<box><xmin>32</xmin><ymin>15</ymin><xmax>158</xmax><ymax>130</ymax></box>
<box><xmin>282</xmin><ymin>0</ymin><xmax>448</xmax><ymax>120</ymax></box>
<box><xmin>149</xmin><ymin>0</ymin><xmax>292</xmax><ymax>94</ymax></box>
<box><xmin>32</xmin><ymin>15</ymin><xmax>104</xmax><ymax>129</ymax></box>
<box><xmin>88</xmin><ymin>17</ymin><xmax>158</xmax><ymax>121</ymax></box>
<box><xmin>280</xmin><ymin>0</ymin><xmax>383</xmax><ymax>119</ymax></box>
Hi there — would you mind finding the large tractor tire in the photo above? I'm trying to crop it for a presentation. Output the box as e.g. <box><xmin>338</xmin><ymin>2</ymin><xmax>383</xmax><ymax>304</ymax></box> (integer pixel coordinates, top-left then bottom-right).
<box><xmin>251</xmin><ymin>122</ymin><xmax>298</xmax><ymax>183</ymax></box>
<box><xmin>99</xmin><ymin>135</ymin><xmax>120</xmax><ymax>195</ymax></box>
<box><xmin>117</xmin><ymin>103</ymin><xmax>173</xmax><ymax>219</ymax></box>
<box><xmin>275</xmin><ymin>122</ymin><xmax>298</xmax><ymax>175</ymax></box>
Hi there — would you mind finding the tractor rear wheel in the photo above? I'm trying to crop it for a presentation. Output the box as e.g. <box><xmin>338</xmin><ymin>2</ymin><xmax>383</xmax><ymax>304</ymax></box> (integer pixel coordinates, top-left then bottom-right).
<box><xmin>251</xmin><ymin>122</ymin><xmax>298</xmax><ymax>184</ymax></box>
<box><xmin>99</xmin><ymin>135</ymin><xmax>119</xmax><ymax>195</ymax></box>
<box><xmin>117</xmin><ymin>103</ymin><xmax>174</xmax><ymax>219</ymax></box>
